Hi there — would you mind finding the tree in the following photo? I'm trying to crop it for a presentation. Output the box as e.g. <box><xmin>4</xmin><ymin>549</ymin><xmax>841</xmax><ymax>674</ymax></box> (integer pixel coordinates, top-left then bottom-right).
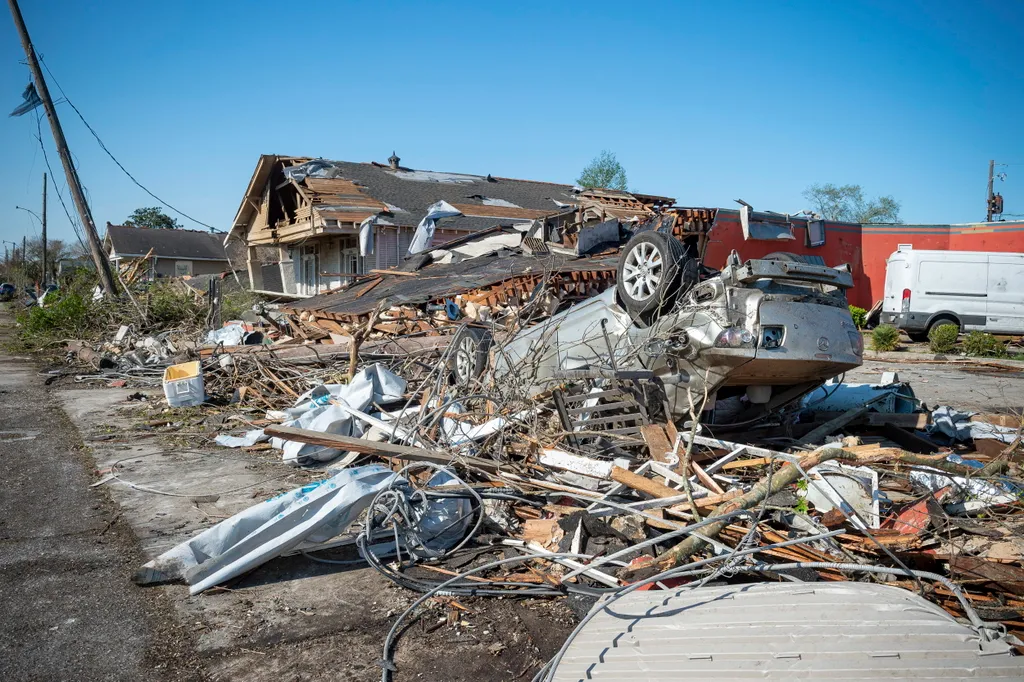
<box><xmin>125</xmin><ymin>207</ymin><xmax>181</xmax><ymax>229</ymax></box>
<box><xmin>577</xmin><ymin>150</ymin><xmax>628</xmax><ymax>191</ymax></box>
<box><xmin>802</xmin><ymin>184</ymin><xmax>902</xmax><ymax>224</ymax></box>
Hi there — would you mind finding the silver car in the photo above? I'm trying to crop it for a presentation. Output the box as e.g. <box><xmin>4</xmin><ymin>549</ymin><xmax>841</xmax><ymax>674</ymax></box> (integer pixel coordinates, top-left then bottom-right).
<box><xmin>472</xmin><ymin>231</ymin><xmax>864</xmax><ymax>423</ymax></box>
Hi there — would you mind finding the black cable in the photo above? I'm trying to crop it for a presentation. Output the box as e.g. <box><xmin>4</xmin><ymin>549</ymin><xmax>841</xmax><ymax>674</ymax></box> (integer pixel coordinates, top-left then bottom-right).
<box><xmin>40</xmin><ymin>58</ymin><xmax>222</xmax><ymax>233</ymax></box>
<box><xmin>34</xmin><ymin>112</ymin><xmax>88</xmax><ymax>252</ymax></box>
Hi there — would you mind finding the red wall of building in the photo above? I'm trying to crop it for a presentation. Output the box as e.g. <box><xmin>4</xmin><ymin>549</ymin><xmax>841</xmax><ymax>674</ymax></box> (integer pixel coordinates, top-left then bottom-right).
<box><xmin>702</xmin><ymin>210</ymin><xmax>871</xmax><ymax>307</ymax></box>
<box><xmin>702</xmin><ymin>211</ymin><xmax>1024</xmax><ymax>310</ymax></box>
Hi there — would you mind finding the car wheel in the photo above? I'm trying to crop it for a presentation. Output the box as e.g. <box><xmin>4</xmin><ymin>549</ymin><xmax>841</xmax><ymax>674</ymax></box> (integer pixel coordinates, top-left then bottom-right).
<box><xmin>447</xmin><ymin>325</ymin><xmax>491</xmax><ymax>387</ymax></box>
<box><xmin>926</xmin><ymin>316</ymin><xmax>960</xmax><ymax>337</ymax></box>
<box><xmin>763</xmin><ymin>251</ymin><xmax>810</xmax><ymax>263</ymax></box>
<box><xmin>616</xmin><ymin>231</ymin><xmax>691</xmax><ymax>317</ymax></box>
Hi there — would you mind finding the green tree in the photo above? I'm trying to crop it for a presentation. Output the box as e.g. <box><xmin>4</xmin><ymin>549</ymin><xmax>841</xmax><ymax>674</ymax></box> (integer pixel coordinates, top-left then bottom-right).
<box><xmin>577</xmin><ymin>150</ymin><xmax>628</xmax><ymax>191</ymax></box>
<box><xmin>802</xmin><ymin>184</ymin><xmax>902</xmax><ymax>224</ymax></box>
<box><xmin>125</xmin><ymin>207</ymin><xmax>181</xmax><ymax>229</ymax></box>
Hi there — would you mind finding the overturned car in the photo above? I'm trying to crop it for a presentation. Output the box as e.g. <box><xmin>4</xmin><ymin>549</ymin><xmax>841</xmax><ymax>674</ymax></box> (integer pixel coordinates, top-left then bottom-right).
<box><xmin>455</xmin><ymin>229</ymin><xmax>863</xmax><ymax>424</ymax></box>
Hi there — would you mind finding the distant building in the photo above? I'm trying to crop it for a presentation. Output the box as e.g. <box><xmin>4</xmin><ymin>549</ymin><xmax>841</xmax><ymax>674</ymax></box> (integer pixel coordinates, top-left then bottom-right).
<box><xmin>103</xmin><ymin>223</ymin><xmax>232</xmax><ymax>279</ymax></box>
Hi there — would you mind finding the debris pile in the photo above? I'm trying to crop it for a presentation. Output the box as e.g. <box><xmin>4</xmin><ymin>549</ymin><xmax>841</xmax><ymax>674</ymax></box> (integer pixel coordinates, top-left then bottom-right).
<box><xmin>58</xmin><ymin>218</ymin><xmax>1024</xmax><ymax>678</ymax></box>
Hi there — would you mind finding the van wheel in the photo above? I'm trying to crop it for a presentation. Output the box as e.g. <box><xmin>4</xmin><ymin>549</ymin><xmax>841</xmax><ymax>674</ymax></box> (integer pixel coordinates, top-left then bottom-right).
<box><xmin>926</xmin><ymin>316</ymin><xmax>960</xmax><ymax>338</ymax></box>
<box><xmin>447</xmin><ymin>325</ymin><xmax>491</xmax><ymax>387</ymax></box>
<box><xmin>616</xmin><ymin>231</ymin><xmax>691</xmax><ymax>318</ymax></box>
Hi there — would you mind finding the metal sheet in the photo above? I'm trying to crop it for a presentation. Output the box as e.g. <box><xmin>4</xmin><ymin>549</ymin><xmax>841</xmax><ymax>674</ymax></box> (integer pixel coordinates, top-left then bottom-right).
<box><xmin>552</xmin><ymin>581</ymin><xmax>1024</xmax><ymax>680</ymax></box>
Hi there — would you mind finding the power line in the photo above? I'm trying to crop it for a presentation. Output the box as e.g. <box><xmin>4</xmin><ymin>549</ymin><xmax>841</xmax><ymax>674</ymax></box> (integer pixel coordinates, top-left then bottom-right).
<box><xmin>35</xmin><ymin>111</ymin><xmax>88</xmax><ymax>252</ymax></box>
<box><xmin>40</xmin><ymin>58</ymin><xmax>223</xmax><ymax>233</ymax></box>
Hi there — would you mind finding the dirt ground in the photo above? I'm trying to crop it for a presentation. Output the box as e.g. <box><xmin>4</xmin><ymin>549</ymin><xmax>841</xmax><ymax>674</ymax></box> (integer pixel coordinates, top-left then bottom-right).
<box><xmin>4</xmin><ymin>299</ymin><xmax>1024</xmax><ymax>681</ymax></box>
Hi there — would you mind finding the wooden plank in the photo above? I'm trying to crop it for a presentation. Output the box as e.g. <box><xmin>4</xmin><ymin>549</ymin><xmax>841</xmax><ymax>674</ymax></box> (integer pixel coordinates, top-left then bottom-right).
<box><xmin>798</xmin><ymin>405</ymin><xmax>871</xmax><ymax>445</ymax></box>
<box><xmin>610</xmin><ymin>465</ymin><xmax>680</xmax><ymax>499</ymax></box>
<box><xmin>880</xmin><ymin>422</ymin><xmax>939</xmax><ymax>454</ymax></box>
<box><xmin>354</xmin><ymin>277</ymin><xmax>382</xmax><ymax>298</ymax></box>
<box><xmin>949</xmin><ymin>556</ymin><xmax>1024</xmax><ymax>596</ymax></box>
<box><xmin>971</xmin><ymin>414</ymin><xmax>1022</xmax><ymax>428</ymax></box>
<box><xmin>369</xmin><ymin>268</ymin><xmax>417</xmax><ymax>277</ymax></box>
<box><xmin>640</xmin><ymin>424</ymin><xmax>673</xmax><ymax>464</ymax></box>
<box><xmin>263</xmin><ymin>425</ymin><xmax>504</xmax><ymax>473</ymax></box>
<box><xmin>690</xmin><ymin>460</ymin><xmax>726</xmax><ymax>495</ymax></box>
<box><xmin>720</xmin><ymin>457</ymin><xmax>774</xmax><ymax>471</ymax></box>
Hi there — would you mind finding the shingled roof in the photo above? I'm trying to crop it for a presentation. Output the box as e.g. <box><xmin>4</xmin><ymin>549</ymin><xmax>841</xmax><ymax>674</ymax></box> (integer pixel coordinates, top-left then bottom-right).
<box><xmin>105</xmin><ymin>224</ymin><xmax>228</xmax><ymax>261</ymax></box>
<box><xmin>285</xmin><ymin>159</ymin><xmax>580</xmax><ymax>229</ymax></box>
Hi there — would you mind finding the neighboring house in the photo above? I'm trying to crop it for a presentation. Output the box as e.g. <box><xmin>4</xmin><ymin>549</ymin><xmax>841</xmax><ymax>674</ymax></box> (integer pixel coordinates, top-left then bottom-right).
<box><xmin>104</xmin><ymin>223</ymin><xmax>231</xmax><ymax>279</ymax></box>
<box><xmin>226</xmin><ymin>154</ymin><xmax>673</xmax><ymax>297</ymax></box>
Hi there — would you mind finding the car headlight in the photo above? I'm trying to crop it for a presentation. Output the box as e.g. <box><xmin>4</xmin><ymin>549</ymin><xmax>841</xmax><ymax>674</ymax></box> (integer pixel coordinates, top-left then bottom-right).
<box><xmin>848</xmin><ymin>330</ymin><xmax>864</xmax><ymax>356</ymax></box>
<box><xmin>714</xmin><ymin>327</ymin><xmax>754</xmax><ymax>348</ymax></box>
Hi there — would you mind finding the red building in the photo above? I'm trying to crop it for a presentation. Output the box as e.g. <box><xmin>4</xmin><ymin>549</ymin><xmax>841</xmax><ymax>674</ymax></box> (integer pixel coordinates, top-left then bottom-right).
<box><xmin>699</xmin><ymin>208</ymin><xmax>1024</xmax><ymax>309</ymax></box>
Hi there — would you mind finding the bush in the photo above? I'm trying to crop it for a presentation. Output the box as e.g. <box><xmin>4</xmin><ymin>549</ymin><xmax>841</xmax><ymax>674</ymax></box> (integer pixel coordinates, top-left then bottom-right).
<box><xmin>849</xmin><ymin>305</ymin><xmax>867</xmax><ymax>330</ymax></box>
<box><xmin>871</xmin><ymin>324</ymin><xmax>900</xmax><ymax>351</ymax></box>
<box><xmin>17</xmin><ymin>291</ymin><xmax>91</xmax><ymax>342</ymax></box>
<box><xmin>145</xmin><ymin>282</ymin><xmax>206</xmax><ymax>328</ymax></box>
<box><xmin>961</xmin><ymin>331</ymin><xmax>1008</xmax><ymax>358</ymax></box>
<box><xmin>928</xmin><ymin>323</ymin><xmax>959</xmax><ymax>353</ymax></box>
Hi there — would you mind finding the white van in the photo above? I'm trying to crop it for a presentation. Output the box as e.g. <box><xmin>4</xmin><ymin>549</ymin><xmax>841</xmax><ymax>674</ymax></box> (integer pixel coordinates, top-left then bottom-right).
<box><xmin>880</xmin><ymin>249</ymin><xmax>1024</xmax><ymax>340</ymax></box>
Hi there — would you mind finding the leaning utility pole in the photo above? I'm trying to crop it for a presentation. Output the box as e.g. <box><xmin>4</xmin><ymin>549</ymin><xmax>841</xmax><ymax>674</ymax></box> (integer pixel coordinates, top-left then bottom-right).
<box><xmin>986</xmin><ymin>159</ymin><xmax>995</xmax><ymax>223</ymax></box>
<box><xmin>41</xmin><ymin>172</ymin><xmax>47</xmax><ymax>285</ymax></box>
<box><xmin>7</xmin><ymin>0</ymin><xmax>116</xmax><ymax>296</ymax></box>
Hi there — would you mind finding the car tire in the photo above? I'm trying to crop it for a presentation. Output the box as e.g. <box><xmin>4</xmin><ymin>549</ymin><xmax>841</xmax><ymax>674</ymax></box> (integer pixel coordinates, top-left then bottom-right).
<box><xmin>447</xmin><ymin>325</ymin><xmax>491</xmax><ymax>387</ymax></box>
<box><xmin>616</xmin><ymin>231</ymin><xmax>691</xmax><ymax>317</ymax></box>
<box><xmin>926</xmin><ymin>316</ymin><xmax>960</xmax><ymax>337</ymax></box>
<box><xmin>762</xmin><ymin>251</ymin><xmax>811</xmax><ymax>263</ymax></box>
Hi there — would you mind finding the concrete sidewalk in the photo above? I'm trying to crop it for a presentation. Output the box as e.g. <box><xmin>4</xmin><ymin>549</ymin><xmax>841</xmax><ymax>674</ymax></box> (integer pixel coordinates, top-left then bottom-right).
<box><xmin>0</xmin><ymin>307</ymin><xmax>201</xmax><ymax>681</ymax></box>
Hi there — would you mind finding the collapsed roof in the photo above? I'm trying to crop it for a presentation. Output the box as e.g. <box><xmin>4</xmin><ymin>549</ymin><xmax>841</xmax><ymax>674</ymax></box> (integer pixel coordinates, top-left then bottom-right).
<box><xmin>228</xmin><ymin>154</ymin><xmax>676</xmax><ymax>246</ymax></box>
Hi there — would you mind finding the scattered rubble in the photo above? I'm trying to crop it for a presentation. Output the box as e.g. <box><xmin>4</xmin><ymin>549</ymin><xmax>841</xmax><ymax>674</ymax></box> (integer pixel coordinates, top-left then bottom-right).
<box><xmin>48</xmin><ymin>216</ymin><xmax>1024</xmax><ymax>679</ymax></box>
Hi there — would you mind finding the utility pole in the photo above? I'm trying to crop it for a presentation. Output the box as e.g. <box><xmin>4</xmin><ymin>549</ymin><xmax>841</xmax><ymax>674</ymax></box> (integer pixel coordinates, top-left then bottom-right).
<box><xmin>987</xmin><ymin>159</ymin><xmax>995</xmax><ymax>223</ymax></box>
<box><xmin>7</xmin><ymin>0</ymin><xmax>116</xmax><ymax>296</ymax></box>
<box><xmin>41</xmin><ymin>172</ymin><xmax>47</xmax><ymax>285</ymax></box>
<box><xmin>22</xmin><ymin>236</ymin><xmax>26</xmax><ymax>266</ymax></box>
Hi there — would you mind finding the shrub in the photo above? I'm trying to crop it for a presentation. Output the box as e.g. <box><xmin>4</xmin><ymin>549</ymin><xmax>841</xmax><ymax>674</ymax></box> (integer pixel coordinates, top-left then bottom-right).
<box><xmin>871</xmin><ymin>324</ymin><xmax>900</xmax><ymax>351</ymax></box>
<box><xmin>17</xmin><ymin>291</ymin><xmax>91</xmax><ymax>342</ymax></box>
<box><xmin>221</xmin><ymin>287</ymin><xmax>263</xmax><ymax>321</ymax></box>
<box><xmin>928</xmin><ymin>323</ymin><xmax>959</xmax><ymax>353</ymax></box>
<box><xmin>145</xmin><ymin>282</ymin><xmax>206</xmax><ymax>328</ymax></box>
<box><xmin>849</xmin><ymin>305</ymin><xmax>867</xmax><ymax>330</ymax></box>
<box><xmin>961</xmin><ymin>331</ymin><xmax>1008</xmax><ymax>358</ymax></box>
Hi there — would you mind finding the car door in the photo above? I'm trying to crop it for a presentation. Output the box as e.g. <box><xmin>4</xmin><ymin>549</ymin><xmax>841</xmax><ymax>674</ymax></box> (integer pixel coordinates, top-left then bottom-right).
<box><xmin>986</xmin><ymin>255</ymin><xmax>1024</xmax><ymax>333</ymax></box>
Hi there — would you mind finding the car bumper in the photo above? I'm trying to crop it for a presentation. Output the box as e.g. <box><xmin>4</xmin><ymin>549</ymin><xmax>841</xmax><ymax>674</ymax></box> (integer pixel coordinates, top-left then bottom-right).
<box><xmin>880</xmin><ymin>311</ymin><xmax>927</xmax><ymax>332</ymax></box>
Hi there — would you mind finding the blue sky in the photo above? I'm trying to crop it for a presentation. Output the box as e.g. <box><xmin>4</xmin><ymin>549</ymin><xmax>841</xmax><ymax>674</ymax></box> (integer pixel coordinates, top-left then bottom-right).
<box><xmin>1</xmin><ymin>0</ymin><xmax>1022</xmax><ymax>246</ymax></box>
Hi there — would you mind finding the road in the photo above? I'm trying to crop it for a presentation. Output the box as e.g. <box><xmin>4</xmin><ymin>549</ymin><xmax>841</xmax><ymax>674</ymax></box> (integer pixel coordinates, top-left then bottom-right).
<box><xmin>0</xmin><ymin>306</ymin><xmax>201</xmax><ymax>682</ymax></box>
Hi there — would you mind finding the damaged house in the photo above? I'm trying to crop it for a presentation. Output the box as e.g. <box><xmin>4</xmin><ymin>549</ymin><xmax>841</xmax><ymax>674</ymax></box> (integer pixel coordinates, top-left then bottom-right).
<box><xmin>225</xmin><ymin>153</ymin><xmax>675</xmax><ymax>297</ymax></box>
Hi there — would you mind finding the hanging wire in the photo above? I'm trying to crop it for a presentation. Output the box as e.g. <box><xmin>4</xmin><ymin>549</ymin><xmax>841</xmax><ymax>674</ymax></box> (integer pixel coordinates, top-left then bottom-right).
<box><xmin>39</xmin><ymin>57</ymin><xmax>222</xmax><ymax>233</ymax></box>
<box><xmin>34</xmin><ymin>111</ymin><xmax>88</xmax><ymax>251</ymax></box>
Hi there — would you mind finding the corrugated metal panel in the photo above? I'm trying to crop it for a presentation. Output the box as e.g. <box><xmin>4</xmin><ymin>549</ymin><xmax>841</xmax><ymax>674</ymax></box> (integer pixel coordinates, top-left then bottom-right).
<box><xmin>552</xmin><ymin>581</ymin><xmax>1024</xmax><ymax>681</ymax></box>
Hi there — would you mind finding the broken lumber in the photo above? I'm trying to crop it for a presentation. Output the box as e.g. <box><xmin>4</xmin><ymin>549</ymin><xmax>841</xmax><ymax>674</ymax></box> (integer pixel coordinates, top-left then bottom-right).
<box><xmin>263</xmin><ymin>425</ymin><xmax>504</xmax><ymax>473</ymax></box>
<box><xmin>799</xmin><ymin>406</ymin><xmax>872</xmax><ymax>445</ymax></box>
<box><xmin>640</xmin><ymin>447</ymin><xmax>848</xmax><ymax>572</ymax></box>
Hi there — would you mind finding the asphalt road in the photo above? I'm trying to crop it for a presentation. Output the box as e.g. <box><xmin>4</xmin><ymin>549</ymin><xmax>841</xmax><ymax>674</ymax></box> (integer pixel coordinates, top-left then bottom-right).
<box><xmin>0</xmin><ymin>306</ymin><xmax>200</xmax><ymax>682</ymax></box>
